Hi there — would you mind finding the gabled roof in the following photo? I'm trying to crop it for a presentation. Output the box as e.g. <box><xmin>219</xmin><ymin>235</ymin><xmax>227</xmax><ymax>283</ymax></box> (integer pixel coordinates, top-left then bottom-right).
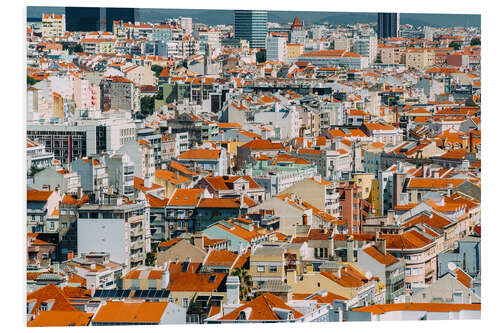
<box><xmin>241</xmin><ymin>139</ymin><xmax>285</xmax><ymax>150</ymax></box>
<box><xmin>27</xmin><ymin>284</ymin><xmax>79</xmax><ymax>315</ymax></box>
<box><xmin>407</xmin><ymin>178</ymin><xmax>466</xmax><ymax>189</ymax></box>
<box><xmin>28</xmin><ymin>311</ymin><xmax>93</xmax><ymax>327</ymax></box>
<box><xmin>167</xmin><ymin>188</ymin><xmax>205</xmax><ymax>207</ymax></box>
<box><xmin>204</xmin><ymin>250</ymin><xmax>239</xmax><ymax>267</ymax></box>
<box><xmin>177</xmin><ymin>149</ymin><xmax>221</xmax><ymax>160</ymax></box>
<box><xmin>168</xmin><ymin>271</ymin><xmax>226</xmax><ymax>292</ymax></box>
<box><xmin>203</xmin><ymin>175</ymin><xmax>261</xmax><ymax>191</ymax></box>
<box><xmin>27</xmin><ymin>189</ymin><xmax>53</xmax><ymax>202</ymax></box>
<box><xmin>379</xmin><ymin>229</ymin><xmax>434</xmax><ymax>250</ymax></box>
<box><xmin>219</xmin><ymin>293</ymin><xmax>303</xmax><ymax>321</ymax></box>
<box><xmin>362</xmin><ymin>246</ymin><xmax>399</xmax><ymax>267</ymax></box>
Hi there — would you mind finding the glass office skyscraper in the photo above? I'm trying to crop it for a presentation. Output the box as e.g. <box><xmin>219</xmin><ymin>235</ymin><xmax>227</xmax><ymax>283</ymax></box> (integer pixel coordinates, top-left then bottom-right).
<box><xmin>234</xmin><ymin>10</ymin><xmax>268</xmax><ymax>49</ymax></box>
<box><xmin>65</xmin><ymin>7</ymin><xmax>136</xmax><ymax>32</ymax></box>
<box><xmin>377</xmin><ymin>13</ymin><xmax>400</xmax><ymax>39</ymax></box>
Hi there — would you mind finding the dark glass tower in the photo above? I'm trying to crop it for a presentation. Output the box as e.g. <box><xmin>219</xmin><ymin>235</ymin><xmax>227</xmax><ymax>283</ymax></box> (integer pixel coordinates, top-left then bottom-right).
<box><xmin>234</xmin><ymin>10</ymin><xmax>268</xmax><ymax>48</ymax></box>
<box><xmin>377</xmin><ymin>13</ymin><xmax>400</xmax><ymax>39</ymax></box>
<box><xmin>65</xmin><ymin>7</ymin><xmax>101</xmax><ymax>32</ymax></box>
<box><xmin>65</xmin><ymin>7</ymin><xmax>136</xmax><ymax>32</ymax></box>
<box><xmin>105</xmin><ymin>8</ymin><xmax>136</xmax><ymax>32</ymax></box>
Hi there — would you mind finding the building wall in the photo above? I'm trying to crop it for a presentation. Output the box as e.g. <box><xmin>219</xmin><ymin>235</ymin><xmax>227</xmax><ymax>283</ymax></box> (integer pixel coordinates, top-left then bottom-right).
<box><xmin>77</xmin><ymin>217</ymin><xmax>127</xmax><ymax>265</ymax></box>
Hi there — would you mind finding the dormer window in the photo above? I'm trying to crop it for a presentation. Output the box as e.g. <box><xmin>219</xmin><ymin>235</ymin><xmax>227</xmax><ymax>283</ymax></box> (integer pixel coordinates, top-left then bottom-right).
<box><xmin>238</xmin><ymin>311</ymin><xmax>246</xmax><ymax>320</ymax></box>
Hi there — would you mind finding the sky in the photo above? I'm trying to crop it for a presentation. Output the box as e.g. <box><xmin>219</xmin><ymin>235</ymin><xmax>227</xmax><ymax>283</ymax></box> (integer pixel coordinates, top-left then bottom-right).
<box><xmin>27</xmin><ymin>6</ymin><xmax>480</xmax><ymax>27</ymax></box>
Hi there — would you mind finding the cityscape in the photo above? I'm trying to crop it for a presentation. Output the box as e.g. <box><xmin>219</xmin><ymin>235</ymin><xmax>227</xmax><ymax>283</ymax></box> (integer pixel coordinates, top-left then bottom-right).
<box><xmin>25</xmin><ymin>6</ymin><xmax>481</xmax><ymax>326</ymax></box>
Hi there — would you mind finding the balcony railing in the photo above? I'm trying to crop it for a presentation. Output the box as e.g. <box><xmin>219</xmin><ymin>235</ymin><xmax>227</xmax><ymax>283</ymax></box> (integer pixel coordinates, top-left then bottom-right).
<box><xmin>130</xmin><ymin>228</ymin><xmax>143</xmax><ymax>237</ymax></box>
<box><xmin>130</xmin><ymin>240</ymin><xmax>144</xmax><ymax>250</ymax></box>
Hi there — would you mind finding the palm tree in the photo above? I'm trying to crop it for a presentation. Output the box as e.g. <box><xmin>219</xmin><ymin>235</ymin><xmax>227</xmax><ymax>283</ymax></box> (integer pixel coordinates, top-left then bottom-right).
<box><xmin>231</xmin><ymin>268</ymin><xmax>253</xmax><ymax>301</ymax></box>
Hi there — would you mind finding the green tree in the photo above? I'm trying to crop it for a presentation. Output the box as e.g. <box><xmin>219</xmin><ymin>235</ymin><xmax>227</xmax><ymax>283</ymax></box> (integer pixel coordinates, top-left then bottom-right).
<box><xmin>27</xmin><ymin>75</ymin><xmax>37</xmax><ymax>86</ymax></box>
<box><xmin>448</xmin><ymin>41</ymin><xmax>461</xmax><ymax>51</ymax></box>
<box><xmin>470</xmin><ymin>38</ymin><xmax>481</xmax><ymax>46</ymax></box>
<box><xmin>151</xmin><ymin>65</ymin><xmax>163</xmax><ymax>77</ymax></box>
<box><xmin>231</xmin><ymin>268</ymin><xmax>253</xmax><ymax>301</ymax></box>
<box><xmin>140</xmin><ymin>96</ymin><xmax>155</xmax><ymax>115</ymax></box>
<box><xmin>256</xmin><ymin>50</ymin><xmax>266</xmax><ymax>63</ymax></box>
<box><xmin>145</xmin><ymin>252</ymin><xmax>156</xmax><ymax>266</ymax></box>
<box><xmin>29</xmin><ymin>165</ymin><xmax>44</xmax><ymax>176</ymax></box>
<box><xmin>74</xmin><ymin>44</ymin><xmax>83</xmax><ymax>53</ymax></box>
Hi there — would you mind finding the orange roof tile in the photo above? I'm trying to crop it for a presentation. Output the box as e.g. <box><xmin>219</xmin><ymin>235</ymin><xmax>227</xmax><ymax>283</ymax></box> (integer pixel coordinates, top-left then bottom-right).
<box><xmin>220</xmin><ymin>293</ymin><xmax>303</xmax><ymax>321</ymax></box>
<box><xmin>27</xmin><ymin>189</ymin><xmax>53</xmax><ymax>202</ymax></box>
<box><xmin>362</xmin><ymin>246</ymin><xmax>399</xmax><ymax>267</ymax></box>
<box><xmin>92</xmin><ymin>301</ymin><xmax>168</xmax><ymax>324</ymax></box>
<box><xmin>178</xmin><ymin>149</ymin><xmax>221</xmax><ymax>160</ymax></box>
<box><xmin>28</xmin><ymin>311</ymin><xmax>93</xmax><ymax>327</ymax></box>
<box><xmin>204</xmin><ymin>250</ymin><xmax>239</xmax><ymax>267</ymax></box>
<box><xmin>352</xmin><ymin>303</ymin><xmax>480</xmax><ymax>315</ymax></box>
<box><xmin>167</xmin><ymin>188</ymin><xmax>204</xmax><ymax>206</ymax></box>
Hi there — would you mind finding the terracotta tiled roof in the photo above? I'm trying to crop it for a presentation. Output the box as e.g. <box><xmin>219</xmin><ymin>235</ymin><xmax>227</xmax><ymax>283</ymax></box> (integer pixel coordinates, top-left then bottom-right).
<box><xmin>167</xmin><ymin>188</ymin><xmax>205</xmax><ymax>206</ymax></box>
<box><xmin>204</xmin><ymin>175</ymin><xmax>261</xmax><ymax>191</ymax></box>
<box><xmin>28</xmin><ymin>311</ymin><xmax>93</xmax><ymax>327</ymax></box>
<box><xmin>145</xmin><ymin>193</ymin><xmax>169</xmax><ymax>208</ymax></box>
<box><xmin>292</xmin><ymin>292</ymin><xmax>348</xmax><ymax>303</ymax></box>
<box><xmin>407</xmin><ymin>178</ymin><xmax>466</xmax><ymax>189</ymax></box>
<box><xmin>379</xmin><ymin>230</ymin><xmax>434</xmax><ymax>250</ymax></box>
<box><xmin>204</xmin><ymin>250</ymin><xmax>239</xmax><ymax>267</ymax></box>
<box><xmin>133</xmin><ymin>177</ymin><xmax>163</xmax><ymax>191</ymax></box>
<box><xmin>92</xmin><ymin>301</ymin><xmax>168</xmax><ymax>324</ymax></box>
<box><xmin>362</xmin><ymin>246</ymin><xmax>399</xmax><ymax>267</ymax></box>
<box><xmin>27</xmin><ymin>189</ymin><xmax>53</xmax><ymax>202</ymax></box>
<box><xmin>219</xmin><ymin>293</ymin><xmax>303</xmax><ymax>321</ymax></box>
<box><xmin>168</xmin><ymin>271</ymin><xmax>226</xmax><ymax>292</ymax></box>
<box><xmin>177</xmin><ymin>149</ymin><xmax>221</xmax><ymax>160</ymax></box>
<box><xmin>352</xmin><ymin>303</ymin><xmax>480</xmax><ymax>315</ymax></box>
<box><xmin>27</xmin><ymin>284</ymin><xmax>79</xmax><ymax>315</ymax></box>
<box><xmin>241</xmin><ymin>139</ymin><xmax>284</xmax><ymax>150</ymax></box>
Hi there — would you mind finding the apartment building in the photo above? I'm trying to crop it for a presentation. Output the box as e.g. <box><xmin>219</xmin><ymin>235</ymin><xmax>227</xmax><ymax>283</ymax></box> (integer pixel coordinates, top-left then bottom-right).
<box><xmin>77</xmin><ymin>195</ymin><xmax>151</xmax><ymax>270</ymax></box>
<box><xmin>41</xmin><ymin>14</ymin><xmax>65</xmax><ymax>38</ymax></box>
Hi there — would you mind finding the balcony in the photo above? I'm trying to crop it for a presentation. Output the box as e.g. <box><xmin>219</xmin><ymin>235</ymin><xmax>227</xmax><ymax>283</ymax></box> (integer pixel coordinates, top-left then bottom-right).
<box><xmin>128</xmin><ymin>215</ymin><xmax>143</xmax><ymax>224</ymax></box>
<box><xmin>130</xmin><ymin>228</ymin><xmax>143</xmax><ymax>237</ymax></box>
<box><xmin>130</xmin><ymin>240</ymin><xmax>144</xmax><ymax>250</ymax></box>
<box><xmin>130</xmin><ymin>252</ymin><xmax>145</xmax><ymax>263</ymax></box>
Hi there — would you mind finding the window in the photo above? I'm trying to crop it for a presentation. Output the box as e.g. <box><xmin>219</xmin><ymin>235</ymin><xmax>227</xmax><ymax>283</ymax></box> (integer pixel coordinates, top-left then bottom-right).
<box><xmin>182</xmin><ymin>298</ymin><xmax>189</xmax><ymax>308</ymax></box>
<box><xmin>269</xmin><ymin>266</ymin><xmax>277</xmax><ymax>273</ymax></box>
<box><xmin>50</xmin><ymin>222</ymin><xmax>54</xmax><ymax>229</ymax></box>
<box><xmin>257</xmin><ymin>266</ymin><xmax>265</xmax><ymax>272</ymax></box>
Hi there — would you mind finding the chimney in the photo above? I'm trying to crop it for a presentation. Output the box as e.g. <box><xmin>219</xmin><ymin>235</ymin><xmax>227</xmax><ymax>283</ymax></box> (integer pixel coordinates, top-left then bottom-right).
<box><xmin>387</xmin><ymin>209</ymin><xmax>396</xmax><ymax>225</ymax></box>
<box><xmin>346</xmin><ymin>238</ymin><xmax>354</xmax><ymax>262</ymax></box>
<box><xmin>286</xmin><ymin>269</ymin><xmax>297</xmax><ymax>285</ymax></box>
<box><xmin>226</xmin><ymin>276</ymin><xmax>240</xmax><ymax>305</ymax></box>
<box><xmin>375</xmin><ymin>238</ymin><xmax>386</xmax><ymax>255</ymax></box>
<box><xmin>161</xmin><ymin>265</ymin><xmax>170</xmax><ymax>289</ymax></box>
<box><xmin>460</xmin><ymin>135</ymin><xmax>468</xmax><ymax>150</ymax></box>
<box><xmin>193</xmin><ymin>233</ymin><xmax>204</xmax><ymax>249</ymax></box>
<box><xmin>144</xmin><ymin>176</ymin><xmax>152</xmax><ymax>188</ymax></box>
<box><xmin>469</xmin><ymin>131</ymin><xmax>474</xmax><ymax>153</ymax></box>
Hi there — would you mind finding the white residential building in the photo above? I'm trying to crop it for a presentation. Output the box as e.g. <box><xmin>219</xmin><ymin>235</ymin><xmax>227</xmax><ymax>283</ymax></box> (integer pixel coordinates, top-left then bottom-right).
<box><xmin>77</xmin><ymin>196</ymin><xmax>151</xmax><ymax>271</ymax></box>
